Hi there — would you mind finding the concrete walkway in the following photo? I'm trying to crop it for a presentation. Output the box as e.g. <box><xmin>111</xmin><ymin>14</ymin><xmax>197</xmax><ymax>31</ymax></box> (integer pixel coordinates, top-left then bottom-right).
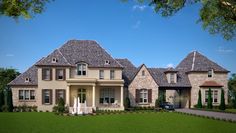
<box><xmin>175</xmin><ymin>109</ymin><xmax>236</xmax><ymax>122</ymax></box>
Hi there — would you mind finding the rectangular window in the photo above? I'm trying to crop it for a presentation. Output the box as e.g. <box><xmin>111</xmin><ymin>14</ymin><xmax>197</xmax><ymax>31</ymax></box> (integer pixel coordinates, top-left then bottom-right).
<box><xmin>43</xmin><ymin>89</ymin><xmax>52</xmax><ymax>104</ymax></box>
<box><xmin>170</xmin><ymin>73</ymin><xmax>175</xmax><ymax>83</ymax></box>
<box><xmin>42</xmin><ymin>68</ymin><xmax>51</xmax><ymax>80</ymax></box>
<box><xmin>30</xmin><ymin>90</ymin><xmax>35</xmax><ymax>100</ymax></box>
<box><xmin>19</xmin><ymin>90</ymin><xmax>24</xmax><ymax>100</ymax></box>
<box><xmin>100</xmin><ymin>88</ymin><xmax>115</xmax><ymax>104</ymax></box>
<box><xmin>110</xmin><ymin>70</ymin><xmax>115</xmax><ymax>80</ymax></box>
<box><xmin>140</xmin><ymin>89</ymin><xmax>148</xmax><ymax>103</ymax></box>
<box><xmin>205</xmin><ymin>90</ymin><xmax>208</xmax><ymax>103</ymax></box>
<box><xmin>24</xmin><ymin>90</ymin><xmax>30</xmax><ymax>100</ymax></box>
<box><xmin>77</xmin><ymin>64</ymin><xmax>87</xmax><ymax>76</ymax></box>
<box><xmin>56</xmin><ymin>69</ymin><xmax>65</xmax><ymax>80</ymax></box>
<box><xmin>56</xmin><ymin>89</ymin><xmax>65</xmax><ymax>104</ymax></box>
<box><xmin>99</xmin><ymin>70</ymin><xmax>104</xmax><ymax>79</ymax></box>
<box><xmin>208</xmin><ymin>70</ymin><xmax>213</xmax><ymax>77</ymax></box>
<box><xmin>214</xmin><ymin>90</ymin><xmax>218</xmax><ymax>103</ymax></box>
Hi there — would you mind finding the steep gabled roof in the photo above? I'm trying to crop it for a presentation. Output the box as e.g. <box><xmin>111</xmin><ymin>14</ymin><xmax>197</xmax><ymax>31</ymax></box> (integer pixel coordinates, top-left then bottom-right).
<box><xmin>8</xmin><ymin>59</ymin><xmax>43</xmax><ymax>86</ymax></box>
<box><xmin>116</xmin><ymin>58</ymin><xmax>138</xmax><ymax>86</ymax></box>
<box><xmin>176</xmin><ymin>51</ymin><xmax>229</xmax><ymax>73</ymax></box>
<box><xmin>37</xmin><ymin>40</ymin><xmax>122</xmax><ymax>68</ymax></box>
<box><xmin>148</xmin><ymin>68</ymin><xmax>191</xmax><ymax>88</ymax></box>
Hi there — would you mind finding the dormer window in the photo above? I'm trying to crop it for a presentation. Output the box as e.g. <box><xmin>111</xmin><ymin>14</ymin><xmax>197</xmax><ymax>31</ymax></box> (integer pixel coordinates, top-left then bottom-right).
<box><xmin>208</xmin><ymin>69</ymin><xmax>213</xmax><ymax>78</ymax></box>
<box><xmin>25</xmin><ymin>77</ymin><xmax>30</xmax><ymax>82</ymax></box>
<box><xmin>105</xmin><ymin>60</ymin><xmax>110</xmax><ymax>65</ymax></box>
<box><xmin>52</xmin><ymin>58</ymin><xmax>58</xmax><ymax>63</ymax></box>
<box><xmin>77</xmin><ymin>63</ymin><xmax>87</xmax><ymax>76</ymax></box>
<box><xmin>170</xmin><ymin>73</ymin><xmax>175</xmax><ymax>83</ymax></box>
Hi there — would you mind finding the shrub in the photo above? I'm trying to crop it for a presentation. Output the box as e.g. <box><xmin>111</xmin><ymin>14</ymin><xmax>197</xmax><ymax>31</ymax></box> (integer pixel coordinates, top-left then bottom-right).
<box><xmin>32</xmin><ymin>105</ymin><xmax>38</xmax><ymax>112</ymax></box>
<box><xmin>6</xmin><ymin>89</ymin><xmax>13</xmax><ymax>112</ymax></box>
<box><xmin>1</xmin><ymin>105</ymin><xmax>8</xmax><ymax>112</ymax></box>
<box><xmin>207</xmin><ymin>88</ymin><xmax>213</xmax><ymax>109</ymax></box>
<box><xmin>53</xmin><ymin>98</ymin><xmax>65</xmax><ymax>115</ymax></box>
<box><xmin>219</xmin><ymin>89</ymin><xmax>226</xmax><ymax>110</ymax></box>
<box><xmin>0</xmin><ymin>90</ymin><xmax>4</xmax><ymax>112</ymax></box>
<box><xmin>197</xmin><ymin>90</ymin><xmax>202</xmax><ymax>108</ymax></box>
<box><xmin>124</xmin><ymin>97</ymin><xmax>131</xmax><ymax>109</ymax></box>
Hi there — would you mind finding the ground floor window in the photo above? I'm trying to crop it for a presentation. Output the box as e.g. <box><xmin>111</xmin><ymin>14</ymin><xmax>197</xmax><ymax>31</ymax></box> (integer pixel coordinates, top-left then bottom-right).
<box><xmin>56</xmin><ymin>89</ymin><xmax>65</xmax><ymax>104</ymax></box>
<box><xmin>205</xmin><ymin>89</ymin><xmax>218</xmax><ymax>103</ymax></box>
<box><xmin>19</xmin><ymin>90</ymin><xmax>35</xmax><ymax>100</ymax></box>
<box><xmin>42</xmin><ymin>89</ymin><xmax>52</xmax><ymax>104</ymax></box>
<box><xmin>100</xmin><ymin>88</ymin><xmax>115</xmax><ymax>104</ymax></box>
<box><xmin>78</xmin><ymin>89</ymin><xmax>86</xmax><ymax>103</ymax></box>
<box><xmin>140</xmin><ymin>89</ymin><xmax>148</xmax><ymax>103</ymax></box>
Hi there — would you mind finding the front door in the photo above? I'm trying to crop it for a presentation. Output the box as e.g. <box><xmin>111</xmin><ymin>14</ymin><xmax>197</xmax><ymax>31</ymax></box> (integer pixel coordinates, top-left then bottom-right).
<box><xmin>78</xmin><ymin>89</ymin><xmax>86</xmax><ymax>105</ymax></box>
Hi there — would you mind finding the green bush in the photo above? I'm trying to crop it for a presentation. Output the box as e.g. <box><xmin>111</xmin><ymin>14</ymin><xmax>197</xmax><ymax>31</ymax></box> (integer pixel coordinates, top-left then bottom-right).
<box><xmin>124</xmin><ymin>97</ymin><xmax>131</xmax><ymax>109</ymax></box>
<box><xmin>0</xmin><ymin>90</ymin><xmax>4</xmax><ymax>112</ymax></box>
<box><xmin>207</xmin><ymin>88</ymin><xmax>213</xmax><ymax>109</ymax></box>
<box><xmin>219</xmin><ymin>89</ymin><xmax>226</xmax><ymax>110</ymax></box>
<box><xmin>53</xmin><ymin>98</ymin><xmax>65</xmax><ymax>115</ymax></box>
<box><xmin>1</xmin><ymin>105</ymin><xmax>8</xmax><ymax>112</ymax></box>
<box><xmin>197</xmin><ymin>90</ymin><xmax>202</xmax><ymax>108</ymax></box>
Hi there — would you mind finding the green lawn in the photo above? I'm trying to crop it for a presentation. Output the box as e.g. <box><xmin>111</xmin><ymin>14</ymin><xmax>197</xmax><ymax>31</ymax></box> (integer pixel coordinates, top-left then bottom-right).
<box><xmin>0</xmin><ymin>112</ymin><xmax>236</xmax><ymax>133</ymax></box>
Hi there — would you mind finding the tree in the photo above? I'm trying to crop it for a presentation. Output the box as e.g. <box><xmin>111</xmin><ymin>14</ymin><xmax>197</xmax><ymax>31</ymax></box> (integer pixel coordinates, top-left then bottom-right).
<box><xmin>158</xmin><ymin>90</ymin><xmax>166</xmax><ymax>106</ymax></box>
<box><xmin>197</xmin><ymin>90</ymin><xmax>202</xmax><ymax>108</ymax></box>
<box><xmin>0</xmin><ymin>90</ymin><xmax>4</xmax><ymax>112</ymax></box>
<box><xmin>228</xmin><ymin>73</ymin><xmax>236</xmax><ymax>108</ymax></box>
<box><xmin>219</xmin><ymin>88</ymin><xmax>226</xmax><ymax>110</ymax></box>
<box><xmin>7</xmin><ymin>88</ymin><xmax>13</xmax><ymax>112</ymax></box>
<box><xmin>124</xmin><ymin>97</ymin><xmax>131</xmax><ymax>109</ymax></box>
<box><xmin>125</xmin><ymin>0</ymin><xmax>236</xmax><ymax>40</ymax></box>
<box><xmin>57</xmin><ymin>97</ymin><xmax>65</xmax><ymax>114</ymax></box>
<box><xmin>207</xmin><ymin>88</ymin><xmax>213</xmax><ymax>109</ymax></box>
<box><xmin>0</xmin><ymin>0</ymin><xmax>52</xmax><ymax>19</ymax></box>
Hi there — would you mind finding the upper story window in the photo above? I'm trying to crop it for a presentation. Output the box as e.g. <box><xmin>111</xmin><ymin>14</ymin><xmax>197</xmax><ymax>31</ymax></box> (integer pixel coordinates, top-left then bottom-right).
<box><xmin>142</xmin><ymin>70</ymin><xmax>145</xmax><ymax>76</ymax></box>
<box><xmin>25</xmin><ymin>77</ymin><xmax>30</xmax><ymax>82</ymax></box>
<box><xmin>110</xmin><ymin>70</ymin><xmax>115</xmax><ymax>80</ymax></box>
<box><xmin>42</xmin><ymin>68</ymin><xmax>52</xmax><ymax>80</ymax></box>
<box><xmin>105</xmin><ymin>60</ymin><xmax>110</xmax><ymax>65</ymax></box>
<box><xmin>56</xmin><ymin>69</ymin><xmax>65</xmax><ymax>80</ymax></box>
<box><xmin>77</xmin><ymin>63</ymin><xmax>87</xmax><ymax>76</ymax></box>
<box><xmin>170</xmin><ymin>73</ymin><xmax>175</xmax><ymax>83</ymax></box>
<box><xmin>52</xmin><ymin>58</ymin><xmax>58</xmax><ymax>63</ymax></box>
<box><xmin>99</xmin><ymin>70</ymin><xmax>104</xmax><ymax>79</ymax></box>
<box><xmin>208</xmin><ymin>69</ymin><xmax>213</xmax><ymax>78</ymax></box>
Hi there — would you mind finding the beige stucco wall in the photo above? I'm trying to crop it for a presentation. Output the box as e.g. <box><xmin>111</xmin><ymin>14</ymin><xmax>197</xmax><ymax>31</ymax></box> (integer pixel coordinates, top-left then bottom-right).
<box><xmin>188</xmin><ymin>72</ymin><xmax>228</xmax><ymax>108</ymax></box>
<box><xmin>128</xmin><ymin>65</ymin><xmax>159</xmax><ymax>107</ymax></box>
<box><xmin>37</xmin><ymin>67</ymin><xmax>68</xmax><ymax>111</ymax></box>
<box><xmin>70</xmin><ymin>68</ymin><xmax>122</xmax><ymax>80</ymax></box>
<box><xmin>11</xmin><ymin>86</ymin><xmax>38</xmax><ymax>107</ymax></box>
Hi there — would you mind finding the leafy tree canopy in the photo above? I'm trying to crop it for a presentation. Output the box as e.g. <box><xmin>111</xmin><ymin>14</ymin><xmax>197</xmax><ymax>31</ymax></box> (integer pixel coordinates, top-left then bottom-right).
<box><xmin>228</xmin><ymin>73</ymin><xmax>236</xmax><ymax>92</ymax></box>
<box><xmin>0</xmin><ymin>0</ymin><xmax>52</xmax><ymax>19</ymax></box>
<box><xmin>124</xmin><ymin>0</ymin><xmax>236</xmax><ymax>40</ymax></box>
<box><xmin>0</xmin><ymin>68</ymin><xmax>20</xmax><ymax>91</ymax></box>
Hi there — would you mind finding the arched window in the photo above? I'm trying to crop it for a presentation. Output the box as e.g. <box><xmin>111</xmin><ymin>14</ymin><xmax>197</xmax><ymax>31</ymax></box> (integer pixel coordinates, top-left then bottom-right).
<box><xmin>77</xmin><ymin>63</ymin><xmax>87</xmax><ymax>76</ymax></box>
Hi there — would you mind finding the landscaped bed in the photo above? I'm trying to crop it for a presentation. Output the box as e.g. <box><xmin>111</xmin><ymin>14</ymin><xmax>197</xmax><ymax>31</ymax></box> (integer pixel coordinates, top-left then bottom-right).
<box><xmin>0</xmin><ymin>112</ymin><xmax>236</xmax><ymax>133</ymax></box>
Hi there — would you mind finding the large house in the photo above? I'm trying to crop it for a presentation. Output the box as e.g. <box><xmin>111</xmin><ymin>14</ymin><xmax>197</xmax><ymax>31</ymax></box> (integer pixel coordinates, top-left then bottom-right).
<box><xmin>8</xmin><ymin>40</ymin><xmax>229</xmax><ymax>112</ymax></box>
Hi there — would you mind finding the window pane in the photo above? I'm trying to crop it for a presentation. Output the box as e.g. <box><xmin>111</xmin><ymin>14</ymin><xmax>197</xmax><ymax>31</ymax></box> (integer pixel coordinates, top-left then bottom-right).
<box><xmin>110</xmin><ymin>70</ymin><xmax>115</xmax><ymax>79</ymax></box>
<box><xmin>44</xmin><ymin>90</ymin><xmax>50</xmax><ymax>104</ymax></box>
<box><xmin>25</xmin><ymin>90</ymin><xmax>29</xmax><ymax>100</ymax></box>
<box><xmin>30</xmin><ymin>90</ymin><xmax>35</xmax><ymax>100</ymax></box>
<box><xmin>19</xmin><ymin>90</ymin><xmax>24</xmax><ymax>100</ymax></box>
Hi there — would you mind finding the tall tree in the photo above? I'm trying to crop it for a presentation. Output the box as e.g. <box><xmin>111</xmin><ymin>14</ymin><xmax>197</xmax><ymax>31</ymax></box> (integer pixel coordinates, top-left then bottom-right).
<box><xmin>219</xmin><ymin>88</ymin><xmax>226</xmax><ymax>110</ymax></box>
<box><xmin>207</xmin><ymin>88</ymin><xmax>213</xmax><ymax>109</ymax></box>
<box><xmin>125</xmin><ymin>0</ymin><xmax>236</xmax><ymax>40</ymax></box>
<box><xmin>197</xmin><ymin>89</ymin><xmax>202</xmax><ymax>108</ymax></box>
<box><xmin>0</xmin><ymin>90</ymin><xmax>4</xmax><ymax>112</ymax></box>
<box><xmin>0</xmin><ymin>0</ymin><xmax>52</xmax><ymax>19</ymax></box>
<box><xmin>228</xmin><ymin>73</ymin><xmax>236</xmax><ymax>108</ymax></box>
<box><xmin>7</xmin><ymin>88</ymin><xmax>13</xmax><ymax>112</ymax></box>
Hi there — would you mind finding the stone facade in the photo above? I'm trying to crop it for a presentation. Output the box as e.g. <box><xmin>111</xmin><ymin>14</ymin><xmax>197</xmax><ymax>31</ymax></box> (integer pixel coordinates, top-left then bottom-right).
<box><xmin>188</xmin><ymin>72</ymin><xmax>228</xmax><ymax>108</ymax></box>
<box><xmin>128</xmin><ymin>65</ymin><xmax>159</xmax><ymax>107</ymax></box>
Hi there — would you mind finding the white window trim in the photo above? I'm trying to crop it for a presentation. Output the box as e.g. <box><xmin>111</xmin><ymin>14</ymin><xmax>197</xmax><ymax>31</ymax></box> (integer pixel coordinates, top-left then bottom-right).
<box><xmin>204</xmin><ymin>89</ymin><xmax>219</xmax><ymax>104</ymax></box>
<box><xmin>19</xmin><ymin>90</ymin><xmax>35</xmax><ymax>101</ymax></box>
<box><xmin>99</xmin><ymin>70</ymin><xmax>104</xmax><ymax>79</ymax></box>
<box><xmin>77</xmin><ymin>63</ymin><xmax>87</xmax><ymax>76</ymax></box>
<box><xmin>140</xmin><ymin>89</ymin><xmax>148</xmax><ymax>104</ymax></box>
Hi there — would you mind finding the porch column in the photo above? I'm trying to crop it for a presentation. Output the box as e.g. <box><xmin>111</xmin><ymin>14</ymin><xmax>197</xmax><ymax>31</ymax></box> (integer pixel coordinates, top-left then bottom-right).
<box><xmin>120</xmin><ymin>85</ymin><xmax>124</xmax><ymax>109</ymax></box>
<box><xmin>92</xmin><ymin>85</ymin><xmax>96</xmax><ymax>109</ymax></box>
<box><xmin>66</xmin><ymin>85</ymin><xmax>70</xmax><ymax>106</ymax></box>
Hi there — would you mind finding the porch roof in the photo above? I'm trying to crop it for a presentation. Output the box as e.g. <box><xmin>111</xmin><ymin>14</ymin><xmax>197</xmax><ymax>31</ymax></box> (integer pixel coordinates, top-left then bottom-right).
<box><xmin>200</xmin><ymin>81</ymin><xmax>223</xmax><ymax>87</ymax></box>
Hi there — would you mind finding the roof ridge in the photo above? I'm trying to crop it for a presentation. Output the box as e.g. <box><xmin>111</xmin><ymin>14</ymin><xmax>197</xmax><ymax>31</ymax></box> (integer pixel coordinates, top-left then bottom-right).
<box><xmin>191</xmin><ymin>51</ymin><xmax>196</xmax><ymax>71</ymax></box>
<box><xmin>57</xmin><ymin>48</ymin><xmax>71</xmax><ymax>65</ymax></box>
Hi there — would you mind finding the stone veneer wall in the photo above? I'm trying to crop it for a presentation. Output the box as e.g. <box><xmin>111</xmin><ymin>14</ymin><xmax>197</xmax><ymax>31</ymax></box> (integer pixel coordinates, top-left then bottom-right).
<box><xmin>128</xmin><ymin>65</ymin><xmax>159</xmax><ymax>107</ymax></box>
<box><xmin>188</xmin><ymin>72</ymin><xmax>228</xmax><ymax>108</ymax></box>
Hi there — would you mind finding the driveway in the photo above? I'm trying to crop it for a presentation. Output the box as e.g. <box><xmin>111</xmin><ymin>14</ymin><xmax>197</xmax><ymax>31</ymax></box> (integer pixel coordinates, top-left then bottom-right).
<box><xmin>175</xmin><ymin>109</ymin><xmax>236</xmax><ymax>122</ymax></box>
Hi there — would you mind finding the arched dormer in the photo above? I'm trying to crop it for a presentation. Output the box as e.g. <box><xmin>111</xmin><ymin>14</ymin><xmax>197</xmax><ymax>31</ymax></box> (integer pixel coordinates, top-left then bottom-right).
<box><xmin>76</xmin><ymin>61</ymin><xmax>88</xmax><ymax>76</ymax></box>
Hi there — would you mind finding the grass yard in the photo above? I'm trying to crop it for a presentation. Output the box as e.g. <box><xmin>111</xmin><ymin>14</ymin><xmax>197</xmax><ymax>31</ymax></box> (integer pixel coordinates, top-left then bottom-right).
<box><xmin>0</xmin><ymin>112</ymin><xmax>236</xmax><ymax>133</ymax></box>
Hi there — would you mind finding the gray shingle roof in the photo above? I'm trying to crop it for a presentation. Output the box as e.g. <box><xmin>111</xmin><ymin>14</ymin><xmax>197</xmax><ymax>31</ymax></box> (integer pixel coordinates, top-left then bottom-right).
<box><xmin>115</xmin><ymin>58</ymin><xmax>138</xmax><ymax>86</ymax></box>
<box><xmin>176</xmin><ymin>51</ymin><xmax>229</xmax><ymax>72</ymax></box>
<box><xmin>36</xmin><ymin>40</ymin><xmax>123</xmax><ymax>68</ymax></box>
<box><xmin>8</xmin><ymin>60</ymin><xmax>40</xmax><ymax>86</ymax></box>
<box><xmin>148</xmin><ymin>68</ymin><xmax>191</xmax><ymax>88</ymax></box>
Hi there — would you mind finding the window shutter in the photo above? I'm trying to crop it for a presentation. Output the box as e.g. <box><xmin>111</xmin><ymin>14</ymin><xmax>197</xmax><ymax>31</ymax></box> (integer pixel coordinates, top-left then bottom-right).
<box><xmin>49</xmin><ymin>90</ymin><xmax>53</xmax><ymax>105</ymax></box>
<box><xmin>42</xmin><ymin>90</ymin><xmax>45</xmax><ymax>104</ymax></box>
<box><xmin>50</xmin><ymin>69</ymin><xmax>52</xmax><ymax>80</ymax></box>
<box><xmin>42</xmin><ymin>69</ymin><xmax>45</xmax><ymax>80</ymax></box>
<box><xmin>56</xmin><ymin>69</ymin><xmax>58</xmax><ymax>80</ymax></box>
<box><xmin>148</xmin><ymin>89</ymin><xmax>152</xmax><ymax>103</ymax></box>
<box><xmin>63</xmin><ymin>69</ymin><xmax>66</xmax><ymax>80</ymax></box>
<box><xmin>135</xmin><ymin>89</ymin><xmax>140</xmax><ymax>103</ymax></box>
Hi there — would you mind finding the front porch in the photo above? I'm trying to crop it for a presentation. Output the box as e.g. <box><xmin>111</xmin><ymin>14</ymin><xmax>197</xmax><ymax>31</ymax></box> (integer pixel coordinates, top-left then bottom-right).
<box><xmin>66</xmin><ymin>79</ymin><xmax>124</xmax><ymax>113</ymax></box>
